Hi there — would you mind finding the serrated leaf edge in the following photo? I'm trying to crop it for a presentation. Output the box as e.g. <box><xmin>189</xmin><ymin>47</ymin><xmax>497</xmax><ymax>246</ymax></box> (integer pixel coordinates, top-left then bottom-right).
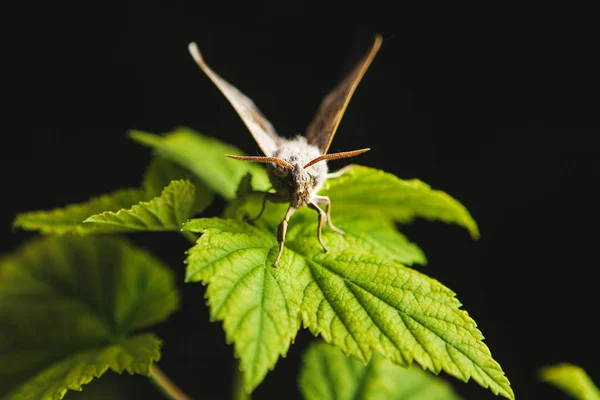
<box><xmin>83</xmin><ymin>180</ymin><xmax>194</xmax><ymax>231</ymax></box>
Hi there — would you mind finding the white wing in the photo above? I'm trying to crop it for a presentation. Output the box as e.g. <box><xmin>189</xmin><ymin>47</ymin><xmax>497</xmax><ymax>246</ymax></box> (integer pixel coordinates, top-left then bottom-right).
<box><xmin>189</xmin><ymin>42</ymin><xmax>280</xmax><ymax>156</ymax></box>
<box><xmin>305</xmin><ymin>34</ymin><xmax>382</xmax><ymax>154</ymax></box>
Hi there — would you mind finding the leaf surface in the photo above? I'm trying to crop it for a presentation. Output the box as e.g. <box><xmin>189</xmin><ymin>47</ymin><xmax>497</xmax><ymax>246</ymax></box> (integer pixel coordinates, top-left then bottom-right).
<box><xmin>321</xmin><ymin>165</ymin><xmax>479</xmax><ymax>238</ymax></box>
<box><xmin>183</xmin><ymin>215</ymin><xmax>511</xmax><ymax>398</ymax></box>
<box><xmin>540</xmin><ymin>364</ymin><xmax>600</xmax><ymax>400</ymax></box>
<box><xmin>13</xmin><ymin>157</ymin><xmax>210</xmax><ymax>235</ymax></box>
<box><xmin>184</xmin><ymin>218</ymin><xmax>304</xmax><ymax>394</ymax></box>
<box><xmin>142</xmin><ymin>156</ymin><xmax>213</xmax><ymax>215</ymax></box>
<box><xmin>0</xmin><ymin>236</ymin><xmax>179</xmax><ymax>399</ymax></box>
<box><xmin>130</xmin><ymin>127</ymin><xmax>270</xmax><ymax>199</ymax></box>
<box><xmin>299</xmin><ymin>341</ymin><xmax>461</xmax><ymax>400</ymax></box>
<box><xmin>223</xmin><ymin>173</ymin><xmax>426</xmax><ymax>266</ymax></box>
<box><xmin>84</xmin><ymin>180</ymin><xmax>195</xmax><ymax>231</ymax></box>
<box><xmin>181</xmin><ymin>146</ymin><xmax>502</xmax><ymax>396</ymax></box>
<box><xmin>13</xmin><ymin>188</ymin><xmax>148</xmax><ymax>235</ymax></box>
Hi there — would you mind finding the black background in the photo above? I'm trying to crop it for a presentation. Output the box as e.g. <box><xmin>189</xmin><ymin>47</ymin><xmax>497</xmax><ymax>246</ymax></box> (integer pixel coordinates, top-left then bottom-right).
<box><xmin>2</xmin><ymin>2</ymin><xmax>599</xmax><ymax>399</ymax></box>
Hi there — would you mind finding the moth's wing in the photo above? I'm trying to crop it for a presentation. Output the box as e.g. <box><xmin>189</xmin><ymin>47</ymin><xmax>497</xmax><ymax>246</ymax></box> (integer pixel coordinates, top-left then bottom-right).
<box><xmin>305</xmin><ymin>34</ymin><xmax>382</xmax><ymax>154</ymax></box>
<box><xmin>188</xmin><ymin>43</ymin><xmax>280</xmax><ymax>156</ymax></box>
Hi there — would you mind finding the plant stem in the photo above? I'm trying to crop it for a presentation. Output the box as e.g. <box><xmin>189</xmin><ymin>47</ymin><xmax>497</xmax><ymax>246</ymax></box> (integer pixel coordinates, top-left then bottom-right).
<box><xmin>149</xmin><ymin>364</ymin><xmax>192</xmax><ymax>400</ymax></box>
<box><xmin>148</xmin><ymin>231</ymin><xmax>196</xmax><ymax>400</ymax></box>
<box><xmin>231</xmin><ymin>359</ymin><xmax>250</xmax><ymax>400</ymax></box>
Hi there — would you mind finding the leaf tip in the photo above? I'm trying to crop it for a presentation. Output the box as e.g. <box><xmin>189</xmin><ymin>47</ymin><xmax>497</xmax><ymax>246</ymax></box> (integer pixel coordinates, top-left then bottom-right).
<box><xmin>127</xmin><ymin>129</ymin><xmax>145</xmax><ymax>139</ymax></box>
<box><xmin>471</xmin><ymin>225</ymin><xmax>481</xmax><ymax>240</ymax></box>
<box><xmin>11</xmin><ymin>214</ymin><xmax>23</xmax><ymax>230</ymax></box>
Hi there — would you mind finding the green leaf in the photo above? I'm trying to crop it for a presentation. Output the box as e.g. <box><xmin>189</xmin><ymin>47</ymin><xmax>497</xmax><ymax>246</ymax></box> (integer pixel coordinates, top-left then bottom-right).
<box><xmin>321</xmin><ymin>165</ymin><xmax>480</xmax><ymax>239</ymax></box>
<box><xmin>0</xmin><ymin>236</ymin><xmax>179</xmax><ymax>399</ymax></box>
<box><xmin>183</xmin><ymin>216</ymin><xmax>512</xmax><ymax>398</ymax></box>
<box><xmin>142</xmin><ymin>156</ymin><xmax>214</xmax><ymax>215</ymax></box>
<box><xmin>540</xmin><ymin>364</ymin><xmax>600</xmax><ymax>400</ymax></box>
<box><xmin>13</xmin><ymin>157</ymin><xmax>211</xmax><ymax>235</ymax></box>
<box><xmin>84</xmin><ymin>180</ymin><xmax>195</xmax><ymax>232</ymax></box>
<box><xmin>129</xmin><ymin>127</ymin><xmax>271</xmax><ymax>199</ymax></box>
<box><xmin>223</xmin><ymin>177</ymin><xmax>426</xmax><ymax>266</ymax></box>
<box><xmin>13</xmin><ymin>188</ymin><xmax>149</xmax><ymax>235</ymax></box>
<box><xmin>299</xmin><ymin>341</ymin><xmax>461</xmax><ymax>400</ymax></box>
<box><xmin>3</xmin><ymin>335</ymin><xmax>161</xmax><ymax>400</ymax></box>
<box><xmin>343</xmin><ymin>218</ymin><xmax>427</xmax><ymax>266</ymax></box>
<box><xmin>183</xmin><ymin>218</ymin><xmax>305</xmax><ymax>394</ymax></box>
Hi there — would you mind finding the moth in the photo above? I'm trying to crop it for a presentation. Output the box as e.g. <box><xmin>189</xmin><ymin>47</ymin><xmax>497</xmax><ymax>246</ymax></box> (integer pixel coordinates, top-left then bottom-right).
<box><xmin>188</xmin><ymin>34</ymin><xmax>382</xmax><ymax>267</ymax></box>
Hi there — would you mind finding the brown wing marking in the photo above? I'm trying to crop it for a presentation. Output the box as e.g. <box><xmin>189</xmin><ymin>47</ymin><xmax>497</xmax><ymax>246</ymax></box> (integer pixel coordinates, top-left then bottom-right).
<box><xmin>305</xmin><ymin>34</ymin><xmax>383</xmax><ymax>154</ymax></box>
<box><xmin>188</xmin><ymin>42</ymin><xmax>280</xmax><ymax>156</ymax></box>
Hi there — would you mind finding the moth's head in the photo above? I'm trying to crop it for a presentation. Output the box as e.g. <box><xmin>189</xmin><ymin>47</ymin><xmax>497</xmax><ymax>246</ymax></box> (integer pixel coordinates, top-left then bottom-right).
<box><xmin>223</xmin><ymin>153</ymin><xmax>324</xmax><ymax>188</ymax></box>
<box><xmin>286</xmin><ymin>155</ymin><xmax>326</xmax><ymax>194</ymax></box>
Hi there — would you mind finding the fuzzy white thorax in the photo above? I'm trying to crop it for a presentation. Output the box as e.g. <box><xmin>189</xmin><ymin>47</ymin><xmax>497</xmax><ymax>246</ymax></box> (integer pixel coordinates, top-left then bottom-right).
<box><xmin>267</xmin><ymin>135</ymin><xmax>329</xmax><ymax>207</ymax></box>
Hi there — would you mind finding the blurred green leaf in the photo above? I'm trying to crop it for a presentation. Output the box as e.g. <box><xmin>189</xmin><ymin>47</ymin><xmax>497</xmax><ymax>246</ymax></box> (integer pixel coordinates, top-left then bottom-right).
<box><xmin>129</xmin><ymin>127</ymin><xmax>270</xmax><ymax>199</ymax></box>
<box><xmin>142</xmin><ymin>156</ymin><xmax>213</xmax><ymax>215</ymax></box>
<box><xmin>84</xmin><ymin>180</ymin><xmax>195</xmax><ymax>232</ymax></box>
<box><xmin>299</xmin><ymin>341</ymin><xmax>461</xmax><ymax>400</ymax></box>
<box><xmin>13</xmin><ymin>188</ymin><xmax>148</xmax><ymax>235</ymax></box>
<box><xmin>13</xmin><ymin>156</ymin><xmax>212</xmax><ymax>235</ymax></box>
<box><xmin>321</xmin><ymin>165</ymin><xmax>479</xmax><ymax>239</ymax></box>
<box><xmin>0</xmin><ymin>236</ymin><xmax>179</xmax><ymax>399</ymax></box>
<box><xmin>540</xmin><ymin>364</ymin><xmax>600</xmax><ymax>400</ymax></box>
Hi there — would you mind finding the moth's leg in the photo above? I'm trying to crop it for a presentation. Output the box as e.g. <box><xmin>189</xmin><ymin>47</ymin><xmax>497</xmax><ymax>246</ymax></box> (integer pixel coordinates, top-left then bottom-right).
<box><xmin>308</xmin><ymin>202</ymin><xmax>328</xmax><ymax>253</ymax></box>
<box><xmin>326</xmin><ymin>164</ymin><xmax>355</xmax><ymax>180</ymax></box>
<box><xmin>273</xmin><ymin>206</ymin><xmax>297</xmax><ymax>268</ymax></box>
<box><xmin>314</xmin><ymin>195</ymin><xmax>345</xmax><ymax>235</ymax></box>
<box><xmin>247</xmin><ymin>192</ymin><xmax>281</xmax><ymax>223</ymax></box>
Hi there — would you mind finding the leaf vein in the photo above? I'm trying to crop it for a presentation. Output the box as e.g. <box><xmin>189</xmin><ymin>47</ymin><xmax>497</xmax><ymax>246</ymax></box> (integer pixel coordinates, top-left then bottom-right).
<box><xmin>118</xmin><ymin>209</ymin><xmax>151</xmax><ymax>228</ymax></box>
<box><xmin>269</xmin><ymin>269</ymin><xmax>292</xmax><ymax>334</ymax></box>
<box><xmin>306</xmin><ymin>261</ymin><xmax>367</xmax><ymax>360</ymax></box>
<box><xmin>213</xmin><ymin>259</ymin><xmax>264</xmax><ymax>318</ymax></box>
<box><xmin>231</xmin><ymin>304</ymin><xmax>260</xmax><ymax>337</ymax></box>
<box><xmin>187</xmin><ymin>245</ymin><xmax>266</xmax><ymax>280</ymax></box>
<box><xmin>402</xmin><ymin>312</ymin><xmax>502</xmax><ymax>386</ymax></box>
<box><xmin>141</xmin><ymin>203</ymin><xmax>170</xmax><ymax>227</ymax></box>
<box><xmin>344</xmin><ymin>281</ymin><xmax>411</xmax><ymax>366</ymax></box>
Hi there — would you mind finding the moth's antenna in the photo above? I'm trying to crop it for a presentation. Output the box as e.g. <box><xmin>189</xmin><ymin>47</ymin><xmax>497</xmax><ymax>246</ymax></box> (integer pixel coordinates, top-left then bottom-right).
<box><xmin>225</xmin><ymin>154</ymin><xmax>294</xmax><ymax>170</ymax></box>
<box><xmin>303</xmin><ymin>148</ymin><xmax>370</xmax><ymax>169</ymax></box>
